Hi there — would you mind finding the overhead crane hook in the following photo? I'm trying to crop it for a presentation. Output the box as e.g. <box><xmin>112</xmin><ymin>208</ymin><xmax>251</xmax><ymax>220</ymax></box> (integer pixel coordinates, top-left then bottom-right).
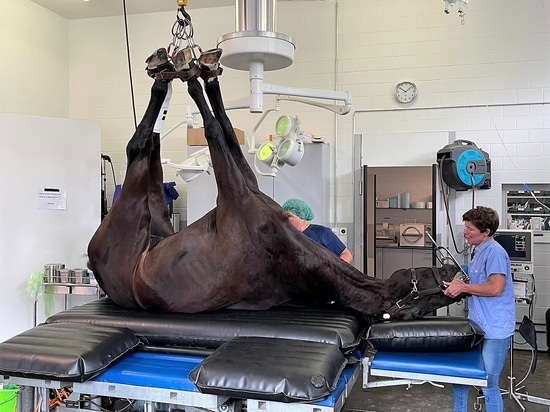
<box><xmin>167</xmin><ymin>0</ymin><xmax>199</xmax><ymax>60</ymax></box>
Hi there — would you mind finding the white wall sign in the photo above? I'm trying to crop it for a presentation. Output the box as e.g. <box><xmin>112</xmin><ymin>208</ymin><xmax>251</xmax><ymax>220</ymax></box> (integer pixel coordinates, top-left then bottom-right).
<box><xmin>37</xmin><ymin>189</ymin><xmax>67</xmax><ymax>210</ymax></box>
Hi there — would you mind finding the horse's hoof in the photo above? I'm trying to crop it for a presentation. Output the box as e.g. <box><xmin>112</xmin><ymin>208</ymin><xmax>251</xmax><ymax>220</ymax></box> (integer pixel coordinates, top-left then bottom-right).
<box><xmin>173</xmin><ymin>47</ymin><xmax>196</xmax><ymax>71</ymax></box>
<box><xmin>198</xmin><ymin>48</ymin><xmax>223</xmax><ymax>69</ymax></box>
<box><xmin>145</xmin><ymin>48</ymin><xmax>174</xmax><ymax>79</ymax></box>
<box><xmin>199</xmin><ymin>48</ymin><xmax>223</xmax><ymax>81</ymax></box>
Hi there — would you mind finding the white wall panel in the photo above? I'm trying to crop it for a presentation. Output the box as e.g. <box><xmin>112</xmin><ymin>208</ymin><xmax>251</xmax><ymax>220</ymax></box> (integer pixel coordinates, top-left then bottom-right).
<box><xmin>0</xmin><ymin>0</ymin><xmax>69</xmax><ymax>117</ymax></box>
<box><xmin>0</xmin><ymin>114</ymin><xmax>101</xmax><ymax>342</ymax></box>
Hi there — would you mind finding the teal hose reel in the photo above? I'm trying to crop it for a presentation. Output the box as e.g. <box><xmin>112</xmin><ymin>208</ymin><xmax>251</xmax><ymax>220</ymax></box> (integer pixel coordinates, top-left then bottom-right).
<box><xmin>436</xmin><ymin>140</ymin><xmax>491</xmax><ymax>191</ymax></box>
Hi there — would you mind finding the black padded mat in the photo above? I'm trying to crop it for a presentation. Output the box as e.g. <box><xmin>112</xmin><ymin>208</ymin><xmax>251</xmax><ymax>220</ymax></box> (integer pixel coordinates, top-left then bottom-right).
<box><xmin>46</xmin><ymin>298</ymin><xmax>367</xmax><ymax>352</ymax></box>
<box><xmin>0</xmin><ymin>323</ymin><xmax>140</xmax><ymax>382</ymax></box>
<box><xmin>366</xmin><ymin>316</ymin><xmax>484</xmax><ymax>352</ymax></box>
<box><xmin>189</xmin><ymin>336</ymin><xmax>347</xmax><ymax>402</ymax></box>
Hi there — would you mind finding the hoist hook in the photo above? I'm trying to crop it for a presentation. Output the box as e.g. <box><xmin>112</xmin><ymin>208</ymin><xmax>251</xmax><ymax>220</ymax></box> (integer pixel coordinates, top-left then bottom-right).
<box><xmin>176</xmin><ymin>0</ymin><xmax>188</xmax><ymax>6</ymax></box>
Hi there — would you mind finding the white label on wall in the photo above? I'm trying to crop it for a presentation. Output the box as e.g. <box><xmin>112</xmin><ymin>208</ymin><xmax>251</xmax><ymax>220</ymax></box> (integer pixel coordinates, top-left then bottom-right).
<box><xmin>37</xmin><ymin>189</ymin><xmax>67</xmax><ymax>210</ymax></box>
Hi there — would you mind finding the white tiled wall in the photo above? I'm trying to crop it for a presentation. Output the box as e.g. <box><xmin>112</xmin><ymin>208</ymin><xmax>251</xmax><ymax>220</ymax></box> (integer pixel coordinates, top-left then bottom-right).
<box><xmin>341</xmin><ymin>0</ymin><xmax>549</xmax><ymax>226</ymax></box>
<box><xmin>3</xmin><ymin>0</ymin><xmax>550</xmax><ymax>228</ymax></box>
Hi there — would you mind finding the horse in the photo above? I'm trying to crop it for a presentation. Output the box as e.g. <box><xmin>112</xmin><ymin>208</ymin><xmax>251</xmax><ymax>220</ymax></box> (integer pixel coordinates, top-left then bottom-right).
<box><xmin>87</xmin><ymin>48</ymin><xmax>462</xmax><ymax>322</ymax></box>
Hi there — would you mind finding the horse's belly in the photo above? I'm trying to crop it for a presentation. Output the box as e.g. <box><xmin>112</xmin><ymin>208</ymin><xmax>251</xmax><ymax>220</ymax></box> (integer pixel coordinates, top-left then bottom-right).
<box><xmin>130</xmin><ymin>265</ymin><xmax>241</xmax><ymax>312</ymax></box>
<box><xmin>133</xmin><ymin>258</ymin><xmax>293</xmax><ymax>313</ymax></box>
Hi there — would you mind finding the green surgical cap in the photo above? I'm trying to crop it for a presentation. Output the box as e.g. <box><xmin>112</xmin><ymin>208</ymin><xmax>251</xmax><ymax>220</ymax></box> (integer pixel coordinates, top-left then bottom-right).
<box><xmin>282</xmin><ymin>198</ymin><xmax>314</xmax><ymax>221</ymax></box>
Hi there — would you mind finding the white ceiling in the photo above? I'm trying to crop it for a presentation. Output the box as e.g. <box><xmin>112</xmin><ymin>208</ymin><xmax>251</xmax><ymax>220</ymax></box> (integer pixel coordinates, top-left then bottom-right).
<box><xmin>30</xmin><ymin>0</ymin><xmax>235</xmax><ymax>20</ymax></box>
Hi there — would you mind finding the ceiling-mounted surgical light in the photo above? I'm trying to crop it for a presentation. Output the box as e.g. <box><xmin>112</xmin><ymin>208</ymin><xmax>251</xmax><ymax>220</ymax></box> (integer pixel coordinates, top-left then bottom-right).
<box><xmin>255</xmin><ymin>115</ymin><xmax>306</xmax><ymax>177</ymax></box>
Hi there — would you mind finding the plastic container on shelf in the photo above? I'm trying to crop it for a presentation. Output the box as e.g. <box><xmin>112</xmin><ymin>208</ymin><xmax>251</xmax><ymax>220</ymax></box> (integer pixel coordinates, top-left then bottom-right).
<box><xmin>44</xmin><ymin>263</ymin><xmax>65</xmax><ymax>283</ymax></box>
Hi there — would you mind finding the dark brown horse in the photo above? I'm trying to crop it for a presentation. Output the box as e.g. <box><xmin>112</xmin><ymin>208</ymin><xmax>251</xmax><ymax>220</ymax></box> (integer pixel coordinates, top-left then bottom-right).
<box><xmin>87</xmin><ymin>49</ymin><xmax>461</xmax><ymax>321</ymax></box>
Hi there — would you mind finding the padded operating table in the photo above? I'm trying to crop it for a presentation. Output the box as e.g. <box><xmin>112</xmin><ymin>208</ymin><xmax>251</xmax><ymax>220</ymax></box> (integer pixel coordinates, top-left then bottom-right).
<box><xmin>0</xmin><ymin>299</ymin><xmax>487</xmax><ymax>412</ymax></box>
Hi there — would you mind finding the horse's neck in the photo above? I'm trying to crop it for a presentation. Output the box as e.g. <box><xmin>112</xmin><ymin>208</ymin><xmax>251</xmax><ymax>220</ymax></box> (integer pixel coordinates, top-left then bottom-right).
<box><xmin>339</xmin><ymin>261</ymin><xmax>383</xmax><ymax>287</ymax></box>
<box><xmin>324</xmin><ymin>259</ymin><xmax>386</xmax><ymax>298</ymax></box>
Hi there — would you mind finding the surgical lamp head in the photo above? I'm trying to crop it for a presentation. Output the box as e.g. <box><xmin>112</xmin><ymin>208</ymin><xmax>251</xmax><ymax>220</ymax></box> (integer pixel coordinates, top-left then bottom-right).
<box><xmin>275</xmin><ymin>115</ymin><xmax>300</xmax><ymax>139</ymax></box>
<box><xmin>255</xmin><ymin>115</ymin><xmax>306</xmax><ymax>177</ymax></box>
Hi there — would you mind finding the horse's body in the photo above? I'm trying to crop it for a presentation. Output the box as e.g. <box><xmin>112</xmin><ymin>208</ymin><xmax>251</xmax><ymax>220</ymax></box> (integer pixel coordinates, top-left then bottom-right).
<box><xmin>88</xmin><ymin>61</ymin><xmax>459</xmax><ymax>321</ymax></box>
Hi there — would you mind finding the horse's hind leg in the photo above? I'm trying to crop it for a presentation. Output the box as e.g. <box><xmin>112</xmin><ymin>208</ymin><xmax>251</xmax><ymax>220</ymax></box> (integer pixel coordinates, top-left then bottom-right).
<box><xmin>148</xmin><ymin>131</ymin><xmax>175</xmax><ymax>240</ymax></box>
<box><xmin>127</xmin><ymin>70</ymin><xmax>174</xmax><ymax>240</ymax></box>
<box><xmin>88</xmin><ymin>78</ymin><xmax>171</xmax><ymax>307</ymax></box>
<box><xmin>204</xmin><ymin>77</ymin><xmax>260</xmax><ymax>192</ymax></box>
<box><xmin>147</xmin><ymin>81</ymin><xmax>175</xmax><ymax>239</ymax></box>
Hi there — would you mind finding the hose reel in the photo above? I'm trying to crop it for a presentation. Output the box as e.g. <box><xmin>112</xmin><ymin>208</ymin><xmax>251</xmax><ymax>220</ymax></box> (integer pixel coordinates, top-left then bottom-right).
<box><xmin>436</xmin><ymin>140</ymin><xmax>491</xmax><ymax>191</ymax></box>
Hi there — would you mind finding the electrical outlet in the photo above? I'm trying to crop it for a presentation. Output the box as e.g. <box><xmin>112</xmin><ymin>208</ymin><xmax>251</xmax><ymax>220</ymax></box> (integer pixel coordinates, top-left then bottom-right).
<box><xmin>331</xmin><ymin>227</ymin><xmax>348</xmax><ymax>245</ymax></box>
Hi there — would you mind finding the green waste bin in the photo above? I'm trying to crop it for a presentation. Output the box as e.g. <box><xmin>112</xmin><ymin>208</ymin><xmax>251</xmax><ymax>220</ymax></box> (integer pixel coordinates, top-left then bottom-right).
<box><xmin>0</xmin><ymin>385</ymin><xmax>18</xmax><ymax>412</ymax></box>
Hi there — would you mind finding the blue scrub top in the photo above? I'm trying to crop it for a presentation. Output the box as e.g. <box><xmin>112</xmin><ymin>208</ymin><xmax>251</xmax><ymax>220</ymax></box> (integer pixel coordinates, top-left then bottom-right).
<box><xmin>467</xmin><ymin>239</ymin><xmax>515</xmax><ymax>339</ymax></box>
<box><xmin>303</xmin><ymin>224</ymin><xmax>346</xmax><ymax>257</ymax></box>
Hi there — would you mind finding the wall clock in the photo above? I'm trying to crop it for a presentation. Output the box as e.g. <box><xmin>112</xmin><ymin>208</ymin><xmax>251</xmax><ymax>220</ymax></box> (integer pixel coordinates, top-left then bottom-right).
<box><xmin>394</xmin><ymin>81</ymin><xmax>418</xmax><ymax>103</ymax></box>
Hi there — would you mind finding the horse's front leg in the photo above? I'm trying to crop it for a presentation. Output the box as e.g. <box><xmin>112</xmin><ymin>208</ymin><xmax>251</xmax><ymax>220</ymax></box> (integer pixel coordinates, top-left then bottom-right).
<box><xmin>186</xmin><ymin>77</ymin><xmax>249</xmax><ymax>207</ymax></box>
<box><xmin>196</xmin><ymin>49</ymin><xmax>260</xmax><ymax>192</ymax></box>
<box><xmin>204</xmin><ymin>76</ymin><xmax>260</xmax><ymax>193</ymax></box>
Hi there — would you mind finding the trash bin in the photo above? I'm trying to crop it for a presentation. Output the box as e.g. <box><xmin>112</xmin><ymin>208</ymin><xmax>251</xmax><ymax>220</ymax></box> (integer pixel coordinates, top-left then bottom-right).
<box><xmin>0</xmin><ymin>384</ymin><xmax>18</xmax><ymax>412</ymax></box>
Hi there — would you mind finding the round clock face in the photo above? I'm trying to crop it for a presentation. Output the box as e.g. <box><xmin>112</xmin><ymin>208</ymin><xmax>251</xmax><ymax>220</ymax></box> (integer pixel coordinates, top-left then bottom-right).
<box><xmin>395</xmin><ymin>81</ymin><xmax>418</xmax><ymax>103</ymax></box>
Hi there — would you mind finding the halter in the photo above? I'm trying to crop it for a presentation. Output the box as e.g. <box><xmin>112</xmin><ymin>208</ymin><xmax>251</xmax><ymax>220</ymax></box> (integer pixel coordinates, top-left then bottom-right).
<box><xmin>384</xmin><ymin>267</ymin><xmax>448</xmax><ymax>317</ymax></box>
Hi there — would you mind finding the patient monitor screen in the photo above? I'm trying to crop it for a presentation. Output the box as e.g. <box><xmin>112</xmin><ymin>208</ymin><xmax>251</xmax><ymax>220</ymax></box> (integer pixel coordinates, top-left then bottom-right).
<box><xmin>494</xmin><ymin>233</ymin><xmax>529</xmax><ymax>261</ymax></box>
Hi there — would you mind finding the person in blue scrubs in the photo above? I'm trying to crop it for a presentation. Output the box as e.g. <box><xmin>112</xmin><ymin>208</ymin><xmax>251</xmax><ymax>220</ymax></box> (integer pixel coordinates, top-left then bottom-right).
<box><xmin>282</xmin><ymin>198</ymin><xmax>353</xmax><ymax>264</ymax></box>
<box><xmin>443</xmin><ymin>206</ymin><xmax>515</xmax><ymax>412</ymax></box>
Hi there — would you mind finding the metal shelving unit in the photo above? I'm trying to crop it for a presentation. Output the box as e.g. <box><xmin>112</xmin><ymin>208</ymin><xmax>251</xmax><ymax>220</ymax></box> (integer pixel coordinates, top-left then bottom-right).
<box><xmin>44</xmin><ymin>283</ymin><xmax>103</xmax><ymax>310</ymax></box>
<box><xmin>505</xmin><ymin>189</ymin><xmax>550</xmax><ymax>230</ymax></box>
<box><xmin>33</xmin><ymin>283</ymin><xmax>103</xmax><ymax>327</ymax></box>
<box><xmin>503</xmin><ymin>184</ymin><xmax>550</xmax><ymax>352</ymax></box>
<box><xmin>364</xmin><ymin>165</ymin><xmax>438</xmax><ymax>278</ymax></box>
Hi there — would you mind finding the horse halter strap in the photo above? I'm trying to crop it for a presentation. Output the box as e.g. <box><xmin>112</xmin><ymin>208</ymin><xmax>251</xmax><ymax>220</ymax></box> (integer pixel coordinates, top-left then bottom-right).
<box><xmin>386</xmin><ymin>267</ymin><xmax>446</xmax><ymax>316</ymax></box>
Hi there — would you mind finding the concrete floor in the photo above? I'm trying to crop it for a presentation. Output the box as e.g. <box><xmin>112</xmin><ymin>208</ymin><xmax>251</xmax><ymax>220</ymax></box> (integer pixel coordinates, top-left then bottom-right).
<box><xmin>343</xmin><ymin>349</ymin><xmax>550</xmax><ymax>412</ymax></box>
